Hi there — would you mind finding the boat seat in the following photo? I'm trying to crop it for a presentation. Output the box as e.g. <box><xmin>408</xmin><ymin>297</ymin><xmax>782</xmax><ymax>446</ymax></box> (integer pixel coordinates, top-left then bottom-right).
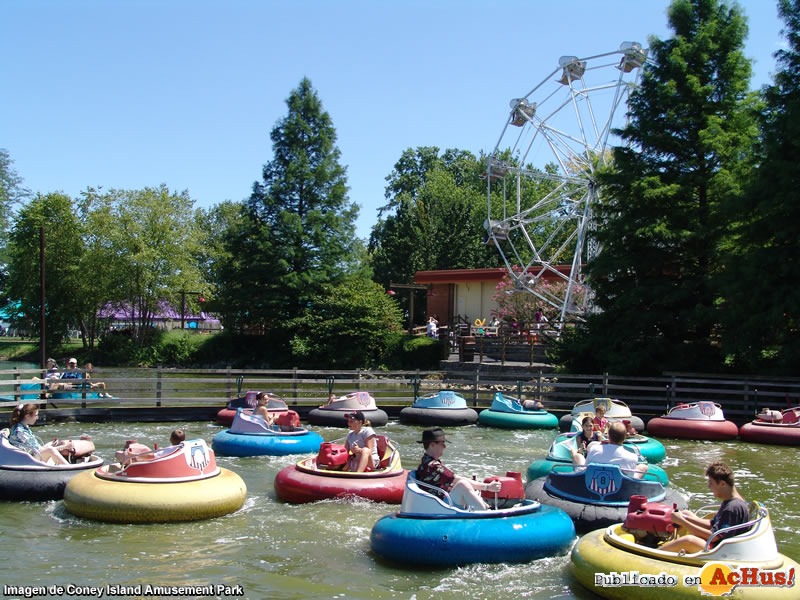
<box><xmin>375</xmin><ymin>435</ymin><xmax>392</xmax><ymax>469</ymax></box>
<box><xmin>782</xmin><ymin>409</ymin><xmax>799</xmax><ymax>424</ymax></box>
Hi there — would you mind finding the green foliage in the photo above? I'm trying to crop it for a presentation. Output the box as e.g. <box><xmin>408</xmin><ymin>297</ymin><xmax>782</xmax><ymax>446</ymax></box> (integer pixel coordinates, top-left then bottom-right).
<box><xmin>6</xmin><ymin>193</ymin><xmax>85</xmax><ymax>347</ymax></box>
<box><xmin>243</xmin><ymin>77</ymin><xmax>361</xmax><ymax>326</ymax></box>
<box><xmin>289</xmin><ymin>279</ymin><xmax>404</xmax><ymax>368</ymax></box>
<box><xmin>557</xmin><ymin>0</ymin><xmax>758</xmax><ymax>375</ymax></box>
<box><xmin>398</xmin><ymin>336</ymin><xmax>444</xmax><ymax>369</ymax></box>
<box><xmin>0</xmin><ymin>149</ymin><xmax>30</xmax><ymax>258</ymax></box>
<box><xmin>369</xmin><ymin>147</ymin><xmax>499</xmax><ymax>287</ymax></box>
<box><xmin>719</xmin><ymin>0</ymin><xmax>800</xmax><ymax>374</ymax></box>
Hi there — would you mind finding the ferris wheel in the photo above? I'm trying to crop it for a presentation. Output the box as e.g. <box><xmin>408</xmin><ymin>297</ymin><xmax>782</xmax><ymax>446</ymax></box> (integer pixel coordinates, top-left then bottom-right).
<box><xmin>485</xmin><ymin>42</ymin><xmax>648</xmax><ymax>324</ymax></box>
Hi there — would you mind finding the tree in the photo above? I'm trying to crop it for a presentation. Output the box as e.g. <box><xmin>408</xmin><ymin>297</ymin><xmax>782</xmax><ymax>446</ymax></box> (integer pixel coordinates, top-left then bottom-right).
<box><xmin>5</xmin><ymin>193</ymin><xmax>84</xmax><ymax>347</ymax></box>
<box><xmin>289</xmin><ymin>279</ymin><xmax>404</xmax><ymax>368</ymax></box>
<box><xmin>556</xmin><ymin>0</ymin><xmax>758</xmax><ymax>374</ymax></box>
<box><xmin>246</xmin><ymin>77</ymin><xmax>360</xmax><ymax>324</ymax></box>
<box><xmin>0</xmin><ymin>149</ymin><xmax>31</xmax><ymax>264</ymax></box>
<box><xmin>369</xmin><ymin>147</ymin><xmax>498</xmax><ymax>288</ymax></box>
<box><xmin>83</xmin><ymin>185</ymin><xmax>205</xmax><ymax>346</ymax></box>
<box><xmin>720</xmin><ymin>0</ymin><xmax>800</xmax><ymax>373</ymax></box>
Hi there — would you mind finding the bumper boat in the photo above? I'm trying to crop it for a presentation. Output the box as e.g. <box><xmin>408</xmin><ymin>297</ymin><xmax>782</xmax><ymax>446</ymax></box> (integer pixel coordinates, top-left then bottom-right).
<box><xmin>525</xmin><ymin>463</ymin><xmax>686</xmax><ymax>534</ymax></box>
<box><xmin>307</xmin><ymin>391</ymin><xmax>388</xmax><ymax>427</ymax></box>
<box><xmin>212</xmin><ymin>409</ymin><xmax>323</xmax><ymax>456</ymax></box>
<box><xmin>21</xmin><ymin>380</ymin><xmax>113</xmax><ymax>402</ymax></box>
<box><xmin>527</xmin><ymin>431</ymin><xmax>668</xmax><ymax>483</ymax></box>
<box><xmin>646</xmin><ymin>402</ymin><xmax>739</xmax><ymax>440</ymax></box>
<box><xmin>274</xmin><ymin>435</ymin><xmax>407</xmax><ymax>503</ymax></box>
<box><xmin>0</xmin><ymin>429</ymin><xmax>103</xmax><ymax>501</ymax></box>
<box><xmin>572</xmin><ymin>499</ymin><xmax>799</xmax><ymax>599</ymax></box>
<box><xmin>399</xmin><ymin>390</ymin><xmax>478</xmax><ymax>426</ymax></box>
<box><xmin>739</xmin><ymin>407</ymin><xmax>800</xmax><ymax>446</ymax></box>
<box><xmin>560</xmin><ymin>398</ymin><xmax>645</xmax><ymax>433</ymax></box>
<box><xmin>64</xmin><ymin>439</ymin><xmax>246</xmax><ymax>523</ymax></box>
<box><xmin>477</xmin><ymin>392</ymin><xmax>559</xmax><ymax>429</ymax></box>
<box><xmin>215</xmin><ymin>390</ymin><xmax>300</xmax><ymax>427</ymax></box>
<box><xmin>370</xmin><ymin>471</ymin><xmax>576</xmax><ymax>566</ymax></box>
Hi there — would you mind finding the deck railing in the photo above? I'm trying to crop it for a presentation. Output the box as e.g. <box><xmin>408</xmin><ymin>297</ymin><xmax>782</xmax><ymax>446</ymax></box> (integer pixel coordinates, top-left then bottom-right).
<box><xmin>1</xmin><ymin>367</ymin><xmax>799</xmax><ymax>423</ymax></box>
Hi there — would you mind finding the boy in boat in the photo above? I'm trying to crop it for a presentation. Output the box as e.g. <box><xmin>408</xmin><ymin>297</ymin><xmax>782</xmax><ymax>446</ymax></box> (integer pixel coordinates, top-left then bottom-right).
<box><xmin>415</xmin><ymin>427</ymin><xmax>501</xmax><ymax>510</ymax></box>
<box><xmin>659</xmin><ymin>461</ymin><xmax>750</xmax><ymax>554</ymax></box>
<box><xmin>570</xmin><ymin>421</ymin><xmax>648</xmax><ymax>479</ymax></box>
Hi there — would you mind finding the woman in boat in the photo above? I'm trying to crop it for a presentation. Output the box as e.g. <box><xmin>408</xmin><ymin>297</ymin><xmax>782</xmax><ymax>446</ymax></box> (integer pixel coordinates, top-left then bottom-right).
<box><xmin>8</xmin><ymin>403</ymin><xmax>71</xmax><ymax>465</ymax></box>
<box><xmin>659</xmin><ymin>461</ymin><xmax>750</xmax><ymax>554</ymax></box>
<box><xmin>254</xmin><ymin>392</ymin><xmax>275</xmax><ymax>425</ymax></box>
<box><xmin>342</xmin><ymin>411</ymin><xmax>379</xmax><ymax>472</ymax></box>
<box><xmin>575</xmin><ymin>416</ymin><xmax>599</xmax><ymax>457</ymax></box>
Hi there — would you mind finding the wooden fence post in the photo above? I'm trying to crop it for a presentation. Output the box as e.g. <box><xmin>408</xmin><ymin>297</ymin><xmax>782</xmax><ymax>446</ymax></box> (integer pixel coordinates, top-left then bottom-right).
<box><xmin>602</xmin><ymin>373</ymin><xmax>609</xmax><ymax>396</ymax></box>
<box><xmin>156</xmin><ymin>368</ymin><xmax>162</xmax><ymax>407</ymax></box>
<box><xmin>293</xmin><ymin>367</ymin><xmax>298</xmax><ymax>400</ymax></box>
<box><xmin>473</xmin><ymin>368</ymin><xmax>480</xmax><ymax>406</ymax></box>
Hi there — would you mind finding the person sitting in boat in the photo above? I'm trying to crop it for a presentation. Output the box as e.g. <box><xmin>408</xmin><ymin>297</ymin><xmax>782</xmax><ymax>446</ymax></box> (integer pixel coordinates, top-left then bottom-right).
<box><xmin>415</xmin><ymin>427</ymin><xmax>501</xmax><ymax>510</ymax></box>
<box><xmin>8</xmin><ymin>403</ymin><xmax>71</xmax><ymax>465</ymax></box>
<box><xmin>45</xmin><ymin>358</ymin><xmax>60</xmax><ymax>381</ymax></box>
<box><xmin>570</xmin><ymin>422</ymin><xmax>648</xmax><ymax>479</ymax></box>
<box><xmin>575</xmin><ymin>416</ymin><xmax>599</xmax><ymax>457</ymax></box>
<box><xmin>522</xmin><ymin>398</ymin><xmax>544</xmax><ymax>411</ymax></box>
<box><xmin>83</xmin><ymin>362</ymin><xmax>110</xmax><ymax>397</ymax></box>
<box><xmin>659</xmin><ymin>461</ymin><xmax>750</xmax><ymax>554</ymax></box>
<box><xmin>61</xmin><ymin>357</ymin><xmax>81</xmax><ymax>380</ymax></box>
<box><xmin>254</xmin><ymin>392</ymin><xmax>276</xmax><ymax>426</ymax></box>
<box><xmin>115</xmin><ymin>439</ymin><xmax>153</xmax><ymax>465</ymax></box>
<box><xmin>170</xmin><ymin>429</ymin><xmax>186</xmax><ymax>445</ymax></box>
<box><xmin>342</xmin><ymin>411</ymin><xmax>380</xmax><ymax>472</ymax></box>
<box><xmin>592</xmin><ymin>400</ymin><xmax>610</xmax><ymax>436</ymax></box>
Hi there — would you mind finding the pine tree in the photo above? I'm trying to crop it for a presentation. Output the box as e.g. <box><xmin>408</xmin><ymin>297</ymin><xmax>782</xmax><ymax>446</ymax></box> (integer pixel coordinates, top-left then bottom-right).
<box><xmin>557</xmin><ymin>0</ymin><xmax>758</xmax><ymax>374</ymax></box>
<box><xmin>721</xmin><ymin>0</ymin><xmax>800</xmax><ymax>373</ymax></box>
<box><xmin>246</xmin><ymin>78</ymin><xmax>359</xmax><ymax>323</ymax></box>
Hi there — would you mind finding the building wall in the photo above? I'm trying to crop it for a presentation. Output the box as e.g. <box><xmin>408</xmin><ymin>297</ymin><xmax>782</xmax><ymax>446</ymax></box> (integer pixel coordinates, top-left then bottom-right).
<box><xmin>454</xmin><ymin>281</ymin><xmax>499</xmax><ymax>325</ymax></box>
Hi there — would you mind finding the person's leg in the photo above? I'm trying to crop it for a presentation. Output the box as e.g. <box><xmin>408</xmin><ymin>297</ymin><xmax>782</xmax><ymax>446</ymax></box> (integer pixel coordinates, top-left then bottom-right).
<box><xmin>449</xmin><ymin>480</ymin><xmax>488</xmax><ymax>510</ymax></box>
<box><xmin>633</xmin><ymin>463</ymin><xmax>648</xmax><ymax>480</ymax></box>
<box><xmin>39</xmin><ymin>446</ymin><xmax>69</xmax><ymax>465</ymax></box>
<box><xmin>355</xmin><ymin>447</ymin><xmax>371</xmax><ymax>472</ymax></box>
<box><xmin>659</xmin><ymin>534</ymin><xmax>706</xmax><ymax>554</ymax></box>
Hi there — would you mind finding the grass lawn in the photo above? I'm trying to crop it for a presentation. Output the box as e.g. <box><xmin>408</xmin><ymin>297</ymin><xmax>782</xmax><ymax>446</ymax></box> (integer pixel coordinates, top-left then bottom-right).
<box><xmin>0</xmin><ymin>338</ymin><xmax>83</xmax><ymax>362</ymax></box>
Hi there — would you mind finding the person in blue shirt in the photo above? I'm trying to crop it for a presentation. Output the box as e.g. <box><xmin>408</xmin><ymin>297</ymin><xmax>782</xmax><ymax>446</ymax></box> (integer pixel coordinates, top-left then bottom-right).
<box><xmin>60</xmin><ymin>357</ymin><xmax>81</xmax><ymax>380</ymax></box>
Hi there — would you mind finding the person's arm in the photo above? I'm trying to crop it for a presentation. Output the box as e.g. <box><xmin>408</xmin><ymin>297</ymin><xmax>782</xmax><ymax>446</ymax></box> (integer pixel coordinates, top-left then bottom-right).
<box><xmin>672</xmin><ymin>510</ymin><xmax>713</xmax><ymax>539</ymax></box>
<box><xmin>454</xmin><ymin>475</ymin><xmax>502</xmax><ymax>494</ymax></box>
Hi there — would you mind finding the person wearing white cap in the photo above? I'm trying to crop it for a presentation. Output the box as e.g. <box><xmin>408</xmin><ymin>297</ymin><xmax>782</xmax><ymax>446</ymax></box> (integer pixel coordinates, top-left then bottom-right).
<box><xmin>61</xmin><ymin>358</ymin><xmax>81</xmax><ymax>380</ymax></box>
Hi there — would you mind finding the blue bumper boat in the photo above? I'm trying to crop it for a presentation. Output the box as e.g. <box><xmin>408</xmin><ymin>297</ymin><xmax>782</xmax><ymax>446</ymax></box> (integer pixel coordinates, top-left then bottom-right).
<box><xmin>212</xmin><ymin>410</ymin><xmax>323</xmax><ymax>457</ymax></box>
<box><xmin>525</xmin><ymin>463</ymin><xmax>686</xmax><ymax>534</ymax></box>
<box><xmin>399</xmin><ymin>390</ymin><xmax>478</xmax><ymax>426</ymax></box>
<box><xmin>478</xmin><ymin>392</ymin><xmax>558</xmax><ymax>429</ymax></box>
<box><xmin>370</xmin><ymin>472</ymin><xmax>576</xmax><ymax>566</ymax></box>
<box><xmin>527</xmin><ymin>432</ymin><xmax>667</xmax><ymax>482</ymax></box>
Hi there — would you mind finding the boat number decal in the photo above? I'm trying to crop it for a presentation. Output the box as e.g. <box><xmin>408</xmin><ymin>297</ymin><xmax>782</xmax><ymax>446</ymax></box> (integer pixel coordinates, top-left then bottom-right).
<box><xmin>186</xmin><ymin>444</ymin><xmax>210</xmax><ymax>471</ymax></box>
<box><xmin>699</xmin><ymin>401</ymin><xmax>715</xmax><ymax>417</ymax></box>
<box><xmin>358</xmin><ymin>393</ymin><xmax>370</xmax><ymax>407</ymax></box>
<box><xmin>585</xmin><ymin>467</ymin><xmax>621</xmax><ymax>499</ymax></box>
<box><xmin>440</xmin><ymin>396</ymin><xmax>455</xmax><ymax>405</ymax></box>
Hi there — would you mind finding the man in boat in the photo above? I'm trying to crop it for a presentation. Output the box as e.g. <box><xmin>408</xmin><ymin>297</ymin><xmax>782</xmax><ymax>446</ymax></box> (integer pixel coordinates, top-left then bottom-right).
<box><xmin>570</xmin><ymin>421</ymin><xmax>648</xmax><ymax>479</ymax></box>
<box><xmin>415</xmin><ymin>427</ymin><xmax>501</xmax><ymax>510</ymax></box>
<box><xmin>659</xmin><ymin>461</ymin><xmax>750</xmax><ymax>554</ymax></box>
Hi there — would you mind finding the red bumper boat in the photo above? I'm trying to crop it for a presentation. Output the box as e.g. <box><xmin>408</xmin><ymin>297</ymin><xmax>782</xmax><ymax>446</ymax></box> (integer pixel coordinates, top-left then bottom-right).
<box><xmin>274</xmin><ymin>435</ymin><xmax>407</xmax><ymax>504</ymax></box>
<box><xmin>646</xmin><ymin>401</ymin><xmax>738</xmax><ymax>440</ymax></box>
<box><xmin>216</xmin><ymin>391</ymin><xmax>300</xmax><ymax>427</ymax></box>
<box><xmin>739</xmin><ymin>407</ymin><xmax>800</xmax><ymax>445</ymax></box>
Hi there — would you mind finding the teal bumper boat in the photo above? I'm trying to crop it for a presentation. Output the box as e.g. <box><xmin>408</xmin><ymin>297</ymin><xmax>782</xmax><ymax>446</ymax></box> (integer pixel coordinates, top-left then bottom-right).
<box><xmin>478</xmin><ymin>392</ymin><xmax>558</xmax><ymax>429</ymax></box>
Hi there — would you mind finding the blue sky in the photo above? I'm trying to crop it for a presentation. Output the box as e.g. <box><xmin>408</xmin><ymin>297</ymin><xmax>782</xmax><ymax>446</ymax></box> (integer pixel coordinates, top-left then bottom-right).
<box><xmin>1</xmin><ymin>1</ymin><xmax>787</xmax><ymax>239</ymax></box>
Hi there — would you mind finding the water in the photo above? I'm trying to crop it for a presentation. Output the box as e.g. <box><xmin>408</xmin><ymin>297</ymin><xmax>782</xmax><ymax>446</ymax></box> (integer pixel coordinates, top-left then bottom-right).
<box><xmin>1</xmin><ymin>419</ymin><xmax>798</xmax><ymax>600</ymax></box>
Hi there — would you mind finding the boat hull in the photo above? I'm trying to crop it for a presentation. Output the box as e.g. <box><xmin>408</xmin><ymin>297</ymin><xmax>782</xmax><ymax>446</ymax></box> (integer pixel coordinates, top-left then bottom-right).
<box><xmin>64</xmin><ymin>467</ymin><xmax>247</xmax><ymax>523</ymax></box>
<box><xmin>307</xmin><ymin>408</ymin><xmax>388</xmax><ymax>427</ymax></box>
<box><xmin>739</xmin><ymin>422</ymin><xmax>800</xmax><ymax>445</ymax></box>
<box><xmin>212</xmin><ymin>429</ymin><xmax>323</xmax><ymax>457</ymax></box>
<box><xmin>398</xmin><ymin>406</ymin><xmax>478</xmax><ymax>426</ymax></box>
<box><xmin>0</xmin><ymin>456</ymin><xmax>104</xmax><ymax>501</ymax></box>
<box><xmin>571</xmin><ymin>528</ymin><xmax>800</xmax><ymax>599</ymax></box>
<box><xmin>274</xmin><ymin>465</ymin><xmax>408</xmax><ymax>504</ymax></box>
<box><xmin>370</xmin><ymin>502</ymin><xmax>575</xmax><ymax>566</ymax></box>
<box><xmin>647</xmin><ymin>417</ymin><xmax>738</xmax><ymax>440</ymax></box>
<box><xmin>478</xmin><ymin>409</ymin><xmax>559</xmax><ymax>429</ymax></box>
<box><xmin>525</xmin><ymin>477</ymin><xmax>686</xmax><ymax>534</ymax></box>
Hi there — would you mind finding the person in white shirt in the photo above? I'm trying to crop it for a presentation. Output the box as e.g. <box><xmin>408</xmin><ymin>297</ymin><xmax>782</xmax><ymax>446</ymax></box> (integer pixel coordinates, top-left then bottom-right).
<box><xmin>570</xmin><ymin>421</ymin><xmax>648</xmax><ymax>479</ymax></box>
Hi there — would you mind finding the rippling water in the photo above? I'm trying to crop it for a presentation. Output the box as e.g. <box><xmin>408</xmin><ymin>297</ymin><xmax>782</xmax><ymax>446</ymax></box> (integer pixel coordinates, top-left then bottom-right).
<box><xmin>1</xmin><ymin>419</ymin><xmax>797</xmax><ymax>600</ymax></box>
